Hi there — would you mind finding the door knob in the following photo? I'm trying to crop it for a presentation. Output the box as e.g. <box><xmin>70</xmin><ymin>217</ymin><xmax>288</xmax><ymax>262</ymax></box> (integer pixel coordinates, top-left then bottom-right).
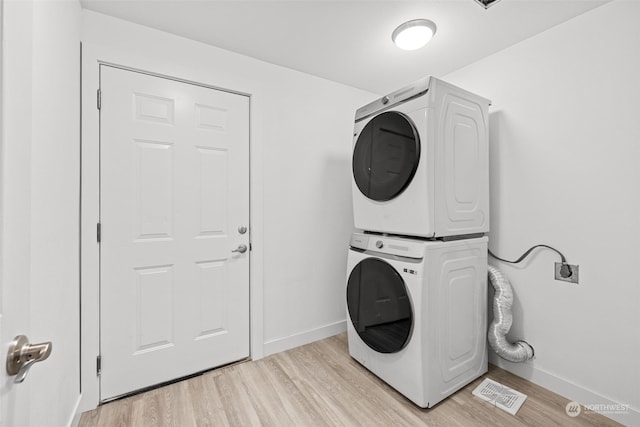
<box><xmin>232</xmin><ymin>244</ymin><xmax>248</xmax><ymax>254</ymax></box>
<box><xmin>6</xmin><ymin>335</ymin><xmax>52</xmax><ymax>383</ymax></box>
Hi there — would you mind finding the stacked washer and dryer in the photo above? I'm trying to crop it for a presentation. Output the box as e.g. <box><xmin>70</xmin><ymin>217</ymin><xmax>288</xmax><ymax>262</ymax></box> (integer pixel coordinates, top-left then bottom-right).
<box><xmin>346</xmin><ymin>76</ymin><xmax>491</xmax><ymax>408</ymax></box>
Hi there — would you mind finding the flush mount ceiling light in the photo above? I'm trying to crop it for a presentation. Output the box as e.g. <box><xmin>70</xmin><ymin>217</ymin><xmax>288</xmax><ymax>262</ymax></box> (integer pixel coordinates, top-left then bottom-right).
<box><xmin>474</xmin><ymin>0</ymin><xmax>502</xmax><ymax>9</ymax></box>
<box><xmin>392</xmin><ymin>19</ymin><xmax>437</xmax><ymax>51</ymax></box>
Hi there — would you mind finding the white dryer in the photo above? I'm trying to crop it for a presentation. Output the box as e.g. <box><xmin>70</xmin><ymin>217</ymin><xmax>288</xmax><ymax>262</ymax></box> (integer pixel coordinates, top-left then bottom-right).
<box><xmin>346</xmin><ymin>232</ymin><xmax>488</xmax><ymax>408</ymax></box>
<box><xmin>352</xmin><ymin>77</ymin><xmax>490</xmax><ymax>238</ymax></box>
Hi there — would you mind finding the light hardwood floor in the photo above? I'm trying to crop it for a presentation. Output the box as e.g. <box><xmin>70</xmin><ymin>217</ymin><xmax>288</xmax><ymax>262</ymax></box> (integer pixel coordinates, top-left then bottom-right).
<box><xmin>80</xmin><ymin>333</ymin><xmax>621</xmax><ymax>426</ymax></box>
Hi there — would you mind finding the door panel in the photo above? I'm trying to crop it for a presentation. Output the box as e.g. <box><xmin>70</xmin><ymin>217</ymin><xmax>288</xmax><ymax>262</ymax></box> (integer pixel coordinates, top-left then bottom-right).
<box><xmin>196</xmin><ymin>147</ymin><xmax>228</xmax><ymax>235</ymax></box>
<box><xmin>100</xmin><ymin>66</ymin><xmax>249</xmax><ymax>400</ymax></box>
<box><xmin>134</xmin><ymin>140</ymin><xmax>174</xmax><ymax>239</ymax></box>
<box><xmin>134</xmin><ymin>265</ymin><xmax>174</xmax><ymax>353</ymax></box>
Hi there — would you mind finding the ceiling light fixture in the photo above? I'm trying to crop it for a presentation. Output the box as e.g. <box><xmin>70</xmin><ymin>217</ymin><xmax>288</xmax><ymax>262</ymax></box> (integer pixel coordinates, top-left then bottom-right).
<box><xmin>392</xmin><ymin>19</ymin><xmax>437</xmax><ymax>51</ymax></box>
<box><xmin>474</xmin><ymin>0</ymin><xmax>501</xmax><ymax>9</ymax></box>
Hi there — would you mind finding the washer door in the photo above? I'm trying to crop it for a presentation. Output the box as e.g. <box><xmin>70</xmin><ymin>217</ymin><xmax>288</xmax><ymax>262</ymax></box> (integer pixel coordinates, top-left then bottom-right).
<box><xmin>352</xmin><ymin>111</ymin><xmax>420</xmax><ymax>201</ymax></box>
<box><xmin>347</xmin><ymin>257</ymin><xmax>413</xmax><ymax>353</ymax></box>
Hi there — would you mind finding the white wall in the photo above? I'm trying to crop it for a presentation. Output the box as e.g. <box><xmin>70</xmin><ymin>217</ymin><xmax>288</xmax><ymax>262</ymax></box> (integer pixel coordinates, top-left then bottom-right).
<box><xmin>1</xmin><ymin>0</ymin><xmax>81</xmax><ymax>425</ymax></box>
<box><xmin>444</xmin><ymin>1</ymin><xmax>640</xmax><ymax>424</ymax></box>
<box><xmin>80</xmin><ymin>11</ymin><xmax>374</xmax><ymax>362</ymax></box>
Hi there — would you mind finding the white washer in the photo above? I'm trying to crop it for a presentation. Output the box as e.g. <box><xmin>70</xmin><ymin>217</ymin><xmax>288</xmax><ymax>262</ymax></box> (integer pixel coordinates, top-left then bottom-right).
<box><xmin>346</xmin><ymin>232</ymin><xmax>488</xmax><ymax>408</ymax></box>
<box><xmin>352</xmin><ymin>76</ymin><xmax>491</xmax><ymax>238</ymax></box>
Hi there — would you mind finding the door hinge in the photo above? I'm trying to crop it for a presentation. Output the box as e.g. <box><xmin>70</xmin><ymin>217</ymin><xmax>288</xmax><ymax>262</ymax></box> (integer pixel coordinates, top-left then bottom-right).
<box><xmin>97</xmin><ymin>89</ymin><xmax>101</xmax><ymax>110</ymax></box>
<box><xmin>97</xmin><ymin>222</ymin><xmax>101</xmax><ymax>243</ymax></box>
<box><xmin>97</xmin><ymin>355</ymin><xmax>102</xmax><ymax>376</ymax></box>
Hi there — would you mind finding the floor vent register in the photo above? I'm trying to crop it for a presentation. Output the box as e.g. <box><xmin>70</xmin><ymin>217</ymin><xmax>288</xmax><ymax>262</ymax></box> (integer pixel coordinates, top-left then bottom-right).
<box><xmin>472</xmin><ymin>378</ymin><xmax>528</xmax><ymax>415</ymax></box>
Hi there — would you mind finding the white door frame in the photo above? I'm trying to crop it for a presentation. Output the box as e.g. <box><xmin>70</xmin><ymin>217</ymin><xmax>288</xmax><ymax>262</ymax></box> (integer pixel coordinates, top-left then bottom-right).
<box><xmin>79</xmin><ymin>43</ymin><xmax>264</xmax><ymax>413</ymax></box>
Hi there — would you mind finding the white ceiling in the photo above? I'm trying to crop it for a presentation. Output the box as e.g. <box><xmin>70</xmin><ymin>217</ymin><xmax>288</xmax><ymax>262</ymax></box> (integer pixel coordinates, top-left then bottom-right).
<box><xmin>81</xmin><ymin>0</ymin><xmax>610</xmax><ymax>94</ymax></box>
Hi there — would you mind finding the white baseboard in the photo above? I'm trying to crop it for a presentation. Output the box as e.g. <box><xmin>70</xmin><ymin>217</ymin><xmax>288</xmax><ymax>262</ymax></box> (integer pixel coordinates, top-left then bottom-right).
<box><xmin>67</xmin><ymin>394</ymin><xmax>83</xmax><ymax>427</ymax></box>
<box><xmin>262</xmin><ymin>320</ymin><xmax>347</xmax><ymax>358</ymax></box>
<box><xmin>489</xmin><ymin>353</ymin><xmax>640</xmax><ymax>426</ymax></box>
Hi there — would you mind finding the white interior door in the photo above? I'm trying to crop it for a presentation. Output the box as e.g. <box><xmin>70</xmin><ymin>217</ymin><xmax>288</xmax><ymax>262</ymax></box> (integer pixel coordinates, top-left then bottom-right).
<box><xmin>99</xmin><ymin>65</ymin><xmax>250</xmax><ymax>400</ymax></box>
<box><xmin>0</xmin><ymin>3</ymin><xmax>33</xmax><ymax>423</ymax></box>
<box><xmin>1</xmin><ymin>0</ymin><xmax>81</xmax><ymax>425</ymax></box>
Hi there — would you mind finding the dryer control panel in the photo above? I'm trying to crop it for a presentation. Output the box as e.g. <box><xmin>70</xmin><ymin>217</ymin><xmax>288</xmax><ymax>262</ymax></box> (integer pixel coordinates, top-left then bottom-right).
<box><xmin>355</xmin><ymin>76</ymin><xmax>431</xmax><ymax>122</ymax></box>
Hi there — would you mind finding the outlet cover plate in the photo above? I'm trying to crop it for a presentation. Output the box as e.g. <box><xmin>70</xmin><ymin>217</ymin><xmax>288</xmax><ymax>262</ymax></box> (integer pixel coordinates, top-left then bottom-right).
<box><xmin>555</xmin><ymin>262</ymin><xmax>579</xmax><ymax>284</ymax></box>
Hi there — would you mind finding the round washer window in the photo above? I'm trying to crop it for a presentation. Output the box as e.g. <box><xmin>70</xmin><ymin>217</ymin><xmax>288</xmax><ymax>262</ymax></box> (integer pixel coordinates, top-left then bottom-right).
<box><xmin>347</xmin><ymin>257</ymin><xmax>413</xmax><ymax>353</ymax></box>
<box><xmin>352</xmin><ymin>111</ymin><xmax>420</xmax><ymax>201</ymax></box>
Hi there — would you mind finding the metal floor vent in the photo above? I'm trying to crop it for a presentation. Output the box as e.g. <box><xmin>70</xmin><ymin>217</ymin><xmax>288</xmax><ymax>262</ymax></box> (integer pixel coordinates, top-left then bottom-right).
<box><xmin>472</xmin><ymin>378</ymin><xmax>527</xmax><ymax>415</ymax></box>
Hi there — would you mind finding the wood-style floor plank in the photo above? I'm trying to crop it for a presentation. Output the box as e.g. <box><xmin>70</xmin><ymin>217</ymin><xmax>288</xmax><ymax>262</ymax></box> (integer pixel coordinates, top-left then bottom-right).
<box><xmin>80</xmin><ymin>333</ymin><xmax>622</xmax><ymax>427</ymax></box>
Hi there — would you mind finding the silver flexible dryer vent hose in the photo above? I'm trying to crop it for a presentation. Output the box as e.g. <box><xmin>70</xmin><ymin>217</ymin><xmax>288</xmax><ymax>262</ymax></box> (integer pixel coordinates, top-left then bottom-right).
<box><xmin>488</xmin><ymin>265</ymin><xmax>535</xmax><ymax>362</ymax></box>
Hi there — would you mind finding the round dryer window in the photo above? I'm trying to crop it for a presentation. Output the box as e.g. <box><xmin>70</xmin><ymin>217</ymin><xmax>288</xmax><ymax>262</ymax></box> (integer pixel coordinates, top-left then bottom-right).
<box><xmin>347</xmin><ymin>258</ymin><xmax>413</xmax><ymax>353</ymax></box>
<box><xmin>352</xmin><ymin>111</ymin><xmax>420</xmax><ymax>201</ymax></box>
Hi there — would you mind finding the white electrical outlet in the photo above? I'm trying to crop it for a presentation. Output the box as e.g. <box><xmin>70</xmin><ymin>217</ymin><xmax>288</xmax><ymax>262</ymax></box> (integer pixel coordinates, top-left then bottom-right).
<box><xmin>555</xmin><ymin>262</ymin><xmax>579</xmax><ymax>284</ymax></box>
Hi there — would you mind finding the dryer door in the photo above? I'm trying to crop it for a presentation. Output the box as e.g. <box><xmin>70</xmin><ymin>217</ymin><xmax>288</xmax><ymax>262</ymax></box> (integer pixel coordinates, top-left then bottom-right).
<box><xmin>347</xmin><ymin>257</ymin><xmax>413</xmax><ymax>353</ymax></box>
<box><xmin>352</xmin><ymin>111</ymin><xmax>420</xmax><ymax>201</ymax></box>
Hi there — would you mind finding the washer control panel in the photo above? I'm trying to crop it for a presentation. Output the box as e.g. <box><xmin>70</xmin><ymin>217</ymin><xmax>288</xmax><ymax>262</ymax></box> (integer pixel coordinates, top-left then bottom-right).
<box><xmin>349</xmin><ymin>233</ymin><xmax>425</xmax><ymax>259</ymax></box>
